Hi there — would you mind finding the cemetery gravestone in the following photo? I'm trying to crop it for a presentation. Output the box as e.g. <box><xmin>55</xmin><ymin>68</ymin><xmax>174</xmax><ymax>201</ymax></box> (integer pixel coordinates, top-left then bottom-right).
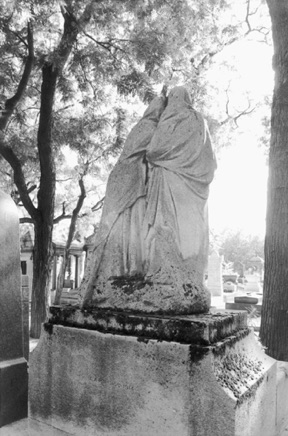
<box><xmin>0</xmin><ymin>190</ymin><xmax>28</xmax><ymax>426</ymax></box>
<box><xmin>207</xmin><ymin>250</ymin><xmax>223</xmax><ymax>297</ymax></box>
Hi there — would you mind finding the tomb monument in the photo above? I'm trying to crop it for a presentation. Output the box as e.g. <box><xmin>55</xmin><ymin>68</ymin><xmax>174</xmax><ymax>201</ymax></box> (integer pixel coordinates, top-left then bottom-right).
<box><xmin>30</xmin><ymin>88</ymin><xmax>278</xmax><ymax>436</ymax></box>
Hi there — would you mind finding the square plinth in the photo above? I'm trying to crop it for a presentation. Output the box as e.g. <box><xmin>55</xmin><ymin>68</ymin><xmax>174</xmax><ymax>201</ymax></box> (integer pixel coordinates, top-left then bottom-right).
<box><xmin>29</xmin><ymin>319</ymin><xmax>276</xmax><ymax>436</ymax></box>
<box><xmin>48</xmin><ymin>305</ymin><xmax>247</xmax><ymax>345</ymax></box>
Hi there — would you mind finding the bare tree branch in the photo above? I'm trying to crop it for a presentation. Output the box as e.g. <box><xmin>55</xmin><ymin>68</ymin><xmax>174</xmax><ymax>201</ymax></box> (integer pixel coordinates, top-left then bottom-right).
<box><xmin>219</xmin><ymin>87</ymin><xmax>256</xmax><ymax>127</ymax></box>
<box><xmin>233</xmin><ymin>103</ymin><xmax>256</xmax><ymax>127</ymax></box>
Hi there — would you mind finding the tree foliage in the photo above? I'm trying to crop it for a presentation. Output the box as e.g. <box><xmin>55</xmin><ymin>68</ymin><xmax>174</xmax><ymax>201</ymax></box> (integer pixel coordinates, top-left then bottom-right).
<box><xmin>210</xmin><ymin>229</ymin><xmax>264</xmax><ymax>270</ymax></box>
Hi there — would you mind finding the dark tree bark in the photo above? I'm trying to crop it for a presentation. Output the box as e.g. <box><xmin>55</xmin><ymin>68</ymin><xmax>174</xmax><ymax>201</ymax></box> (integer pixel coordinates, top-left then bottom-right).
<box><xmin>260</xmin><ymin>0</ymin><xmax>288</xmax><ymax>360</ymax></box>
<box><xmin>29</xmin><ymin>6</ymin><xmax>86</xmax><ymax>338</ymax></box>
<box><xmin>30</xmin><ymin>63</ymin><xmax>58</xmax><ymax>338</ymax></box>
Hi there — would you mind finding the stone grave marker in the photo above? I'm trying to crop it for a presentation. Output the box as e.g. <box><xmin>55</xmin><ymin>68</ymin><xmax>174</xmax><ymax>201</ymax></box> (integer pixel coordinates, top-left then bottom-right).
<box><xmin>207</xmin><ymin>250</ymin><xmax>223</xmax><ymax>296</ymax></box>
<box><xmin>0</xmin><ymin>190</ymin><xmax>28</xmax><ymax>426</ymax></box>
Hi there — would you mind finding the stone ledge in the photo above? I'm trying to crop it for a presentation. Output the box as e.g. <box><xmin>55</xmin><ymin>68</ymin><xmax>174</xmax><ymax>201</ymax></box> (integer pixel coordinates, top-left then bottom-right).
<box><xmin>48</xmin><ymin>305</ymin><xmax>247</xmax><ymax>345</ymax></box>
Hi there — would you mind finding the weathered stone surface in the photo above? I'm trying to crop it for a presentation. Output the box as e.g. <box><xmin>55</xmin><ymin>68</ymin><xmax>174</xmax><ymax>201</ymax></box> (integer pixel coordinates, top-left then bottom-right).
<box><xmin>276</xmin><ymin>361</ymin><xmax>288</xmax><ymax>435</ymax></box>
<box><xmin>29</xmin><ymin>320</ymin><xmax>276</xmax><ymax>436</ymax></box>
<box><xmin>0</xmin><ymin>191</ymin><xmax>23</xmax><ymax>361</ymax></box>
<box><xmin>0</xmin><ymin>190</ymin><xmax>28</xmax><ymax>426</ymax></box>
<box><xmin>80</xmin><ymin>87</ymin><xmax>216</xmax><ymax>315</ymax></box>
<box><xmin>49</xmin><ymin>305</ymin><xmax>247</xmax><ymax>345</ymax></box>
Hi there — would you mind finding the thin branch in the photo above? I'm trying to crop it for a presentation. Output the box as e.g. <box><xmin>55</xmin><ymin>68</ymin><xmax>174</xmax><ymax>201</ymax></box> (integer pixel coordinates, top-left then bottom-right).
<box><xmin>91</xmin><ymin>196</ymin><xmax>105</xmax><ymax>212</ymax></box>
<box><xmin>55</xmin><ymin>104</ymin><xmax>75</xmax><ymax>114</ymax></box>
<box><xmin>9</xmin><ymin>29</ymin><xmax>29</xmax><ymax>49</ymax></box>
<box><xmin>245</xmin><ymin>0</ymin><xmax>252</xmax><ymax>33</ymax></box>
<box><xmin>78</xmin><ymin>28</ymin><xmax>127</xmax><ymax>70</ymax></box>
<box><xmin>53</xmin><ymin>213</ymin><xmax>73</xmax><ymax>224</ymax></box>
<box><xmin>78</xmin><ymin>53</ymin><xmax>98</xmax><ymax>98</ymax></box>
<box><xmin>233</xmin><ymin>104</ymin><xmax>256</xmax><ymax>127</ymax></box>
<box><xmin>85</xmin><ymin>155</ymin><xmax>102</xmax><ymax>166</ymax></box>
<box><xmin>20</xmin><ymin>216</ymin><xmax>34</xmax><ymax>224</ymax></box>
<box><xmin>219</xmin><ymin>91</ymin><xmax>256</xmax><ymax>127</ymax></box>
<box><xmin>56</xmin><ymin>177</ymin><xmax>73</xmax><ymax>182</ymax></box>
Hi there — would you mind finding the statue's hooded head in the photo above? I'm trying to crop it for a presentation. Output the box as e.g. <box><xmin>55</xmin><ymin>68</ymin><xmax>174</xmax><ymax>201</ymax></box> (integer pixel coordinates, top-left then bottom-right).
<box><xmin>167</xmin><ymin>86</ymin><xmax>192</xmax><ymax>108</ymax></box>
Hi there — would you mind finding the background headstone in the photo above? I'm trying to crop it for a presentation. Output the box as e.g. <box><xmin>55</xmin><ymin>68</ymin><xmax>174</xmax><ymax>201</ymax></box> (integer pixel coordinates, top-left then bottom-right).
<box><xmin>207</xmin><ymin>250</ymin><xmax>223</xmax><ymax>297</ymax></box>
<box><xmin>0</xmin><ymin>190</ymin><xmax>28</xmax><ymax>426</ymax></box>
<box><xmin>21</xmin><ymin>275</ymin><xmax>30</xmax><ymax>362</ymax></box>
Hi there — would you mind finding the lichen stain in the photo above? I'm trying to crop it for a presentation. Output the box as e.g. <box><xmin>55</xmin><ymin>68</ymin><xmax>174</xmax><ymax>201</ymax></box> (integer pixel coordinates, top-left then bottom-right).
<box><xmin>213</xmin><ymin>351</ymin><xmax>264</xmax><ymax>403</ymax></box>
<box><xmin>110</xmin><ymin>274</ymin><xmax>153</xmax><ymax>295</ymax></box>
<box><xmin>43</xmin><ymin>322</ymin><xmax>54</xmax><ymax>335</ymax></box>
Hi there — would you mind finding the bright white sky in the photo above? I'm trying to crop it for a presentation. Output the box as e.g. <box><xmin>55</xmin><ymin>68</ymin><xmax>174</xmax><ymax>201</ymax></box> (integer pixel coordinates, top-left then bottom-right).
<box><xmin>209</xmin><ymin>141</ymin><xmax>268</xmax><ymax>236</ymax></box>
<box><xmin>208</xmin><ymin>38</ymin><xmax>273</xmax><ymax>237</ymax></box>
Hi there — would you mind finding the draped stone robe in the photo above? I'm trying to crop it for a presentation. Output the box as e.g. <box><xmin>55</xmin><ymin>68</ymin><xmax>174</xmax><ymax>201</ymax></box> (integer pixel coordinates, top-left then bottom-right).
<box><xmin>143</xmin><ymin>87</ymin><xmax>216</xmax><ymax>280</ymax></box>
<box><xmin>80</xmin><ymin>87</ymin><xmax>216</xmax><ymax>314</ymax></box>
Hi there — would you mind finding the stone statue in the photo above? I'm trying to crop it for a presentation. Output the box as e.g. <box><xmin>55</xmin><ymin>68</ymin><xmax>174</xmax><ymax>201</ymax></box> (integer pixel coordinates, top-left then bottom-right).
<box><xmin>80</xmin><ymin>86</ymin><xmax>217</xmax><ymax>314</ymax></box>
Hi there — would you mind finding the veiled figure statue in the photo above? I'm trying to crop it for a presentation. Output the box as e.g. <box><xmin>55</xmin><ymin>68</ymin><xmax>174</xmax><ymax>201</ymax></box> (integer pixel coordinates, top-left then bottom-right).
<box><xmin>80</xmin><ymin>86</ymin><xmax>217</xmax><ymax>314</ymax></box>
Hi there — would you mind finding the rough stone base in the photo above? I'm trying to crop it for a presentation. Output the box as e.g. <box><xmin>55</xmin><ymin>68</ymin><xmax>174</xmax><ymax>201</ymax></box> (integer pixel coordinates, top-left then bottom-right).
<box><xmin>277</xmin><ymin>361</ymin><xmax>288</xmax><ymax>435</ymax></box>
<box><xmin>29</xmin><ymin>309</ymin><xmax>277</xmax><ymax>436</ymax></box>
<box><xmin>0</xmin><ymin>357</ymin><xmax>28</xmax><ymax>427</ymax></box>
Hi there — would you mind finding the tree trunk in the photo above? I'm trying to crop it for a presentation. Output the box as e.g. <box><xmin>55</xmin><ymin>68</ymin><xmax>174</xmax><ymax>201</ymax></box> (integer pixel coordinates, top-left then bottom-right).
<box><xmin>29</xmin><ymin>6</ymin><xmax>89</xmax><ymax>336</ymax></box>
<box><xmin>29</xmin><ymin>63</ymin><xmax>57</xmax><ymax>338</ymax></box>
<box><xmin>260</xmin><ymin>0</ymin><xmax>288</xmax><ymax>360</ymax></box>
<box><xmin>54</xmin><ymin>251</ymin><xmax>69</xmax><ymax>305</ymax></box>
<box><xmin>30</xmin><ymin>217</ymin><xmax>54</xmax><ymax>338</ymax></box>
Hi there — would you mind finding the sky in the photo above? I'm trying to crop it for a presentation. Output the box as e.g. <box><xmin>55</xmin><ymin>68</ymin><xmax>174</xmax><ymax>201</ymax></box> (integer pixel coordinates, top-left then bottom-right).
<box><xmin>209</xmin><ymin>141</ymin><xmax>268</xmax><ymax>236</ymax></box>
<box><xmin>207</xmin><ymin>37</ymin><xmax>273</xmax><ymax>238</ymax></box>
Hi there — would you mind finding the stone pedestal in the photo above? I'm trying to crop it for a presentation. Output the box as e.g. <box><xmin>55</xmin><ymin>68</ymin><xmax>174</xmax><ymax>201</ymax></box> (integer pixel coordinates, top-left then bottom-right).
<box><xmin>29</xmin><ymin>306</ymin><xmax>277</xmax><ymax>436</ymax></box>
<box><xmin>0</xmin><ymin>191</ymin><xmax>28</xmax><ymax>426</ymax></box>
